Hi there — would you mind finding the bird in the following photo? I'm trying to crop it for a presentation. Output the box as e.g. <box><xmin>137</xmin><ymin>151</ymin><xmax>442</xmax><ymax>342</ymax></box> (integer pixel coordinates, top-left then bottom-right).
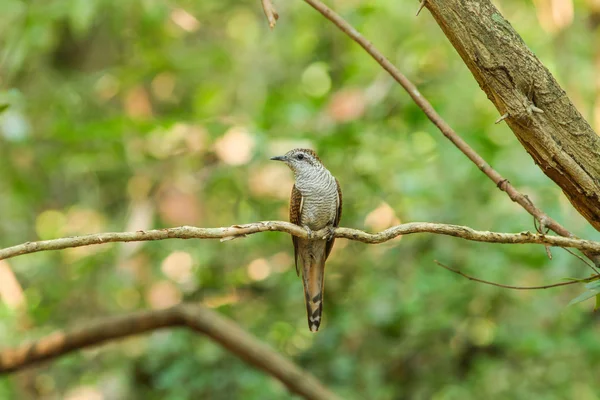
<box><xmin>270</xmin><ymin>148</ymin><xmax>342</xmax><ymax>332</ymax></box>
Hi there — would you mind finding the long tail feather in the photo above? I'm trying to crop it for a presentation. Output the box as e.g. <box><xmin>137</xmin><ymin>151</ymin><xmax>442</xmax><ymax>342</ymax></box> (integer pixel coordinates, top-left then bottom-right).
<box><xmin>302</xmin><ymin>257</ymin><xmax>326</xmax><ymax>332</ymax></box>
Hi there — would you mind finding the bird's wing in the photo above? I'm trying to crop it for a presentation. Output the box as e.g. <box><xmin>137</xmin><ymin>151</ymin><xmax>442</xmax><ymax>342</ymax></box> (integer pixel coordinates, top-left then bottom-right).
<box><xmin>325</xmin><ymin>178</ymin><xmax>342</xmax><ymax>260</ymax></box>
<box><xmin>290</xmin><ymin>185</ymin><xmax>303</xmax><ymax>276</ymax></box>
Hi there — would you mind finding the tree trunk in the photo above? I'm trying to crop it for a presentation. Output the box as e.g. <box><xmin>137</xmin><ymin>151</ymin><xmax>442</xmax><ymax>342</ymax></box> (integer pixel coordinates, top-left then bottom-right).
<box><xmin>424</xmin><ymin>0</ymin><xmax>600</xmax><ymax>231</ymax></box>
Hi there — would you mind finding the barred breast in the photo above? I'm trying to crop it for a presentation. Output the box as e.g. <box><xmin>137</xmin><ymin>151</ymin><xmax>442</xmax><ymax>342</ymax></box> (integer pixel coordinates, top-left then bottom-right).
<box><xmin>298</xmin><ymin>172</ymin><xmax>339</xmax><ymax>230</ymax></box>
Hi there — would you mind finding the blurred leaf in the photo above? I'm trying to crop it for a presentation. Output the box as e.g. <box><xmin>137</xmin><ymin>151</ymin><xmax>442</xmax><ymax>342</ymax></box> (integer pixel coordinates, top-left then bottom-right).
<box><xmin>584</xmin><ymin>280</ymin><xmax>600</xmax><ymax>290</ymax></box>
<box><xmin>568</xmin><ymin>280</ymin><xmax>600</xmax><ymax>306</ymax></box>
<box><xmin>68</xmin><ymin>0</ymin><xmax>98</xmax><ymax>37</ymax></box>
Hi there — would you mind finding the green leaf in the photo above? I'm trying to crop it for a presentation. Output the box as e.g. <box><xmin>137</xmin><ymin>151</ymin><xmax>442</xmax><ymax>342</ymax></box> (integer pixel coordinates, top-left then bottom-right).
<box><xmin>584</xmin><ymin>279</ymin><xmax>600</xmax><ymax>290</ymax></box>
<box><xmin>559</xmin><ymin>277</ymin><xmax>583</xmax><ymax>282</ymax></box>
<box><xmin>566</xmin><ymin>279</ymin><xmax>600</xmax><ymax>307</ymax></box>
<box><xmin>568</xmin><ymin>286</ymin><xmax>600</xmax><ymax>306</ymax></box>
<box><xmin>68</xmin><ymin>0</ymin><xmax>97</xmax><ymax>37</ymax></box>
<box><xmin>0</xmin><ymin>104</ymin><xmax>9</xmax><ymax>114</ymax></box>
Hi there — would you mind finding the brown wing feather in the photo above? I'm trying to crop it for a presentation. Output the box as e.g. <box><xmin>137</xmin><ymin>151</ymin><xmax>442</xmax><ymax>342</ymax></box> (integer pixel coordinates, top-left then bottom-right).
<box><xmin>289</xmin><ymin>185</ymin><xmax>303</xmax><ymax>276</ymax></box>
<box><xmin>325</xmin><ymin>178</ymin><xmax>342</xmax><ymax>260</ymax></box>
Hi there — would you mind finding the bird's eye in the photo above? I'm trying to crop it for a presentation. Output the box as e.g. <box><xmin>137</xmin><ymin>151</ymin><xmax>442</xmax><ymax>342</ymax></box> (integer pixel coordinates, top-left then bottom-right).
<box><xmin>296</xmin><ymin>154</ymin><xmax>304</xmax><ymax>160</ymax></box>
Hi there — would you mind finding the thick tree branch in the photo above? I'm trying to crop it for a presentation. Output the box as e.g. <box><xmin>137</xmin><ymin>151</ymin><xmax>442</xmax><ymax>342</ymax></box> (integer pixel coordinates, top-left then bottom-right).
<box><xmin>299</xmin><ymin>0</ymin><xmax>599</xmax><ymax>264</ymax></box>
<box><xmin>2</xmin><ymin>222</ymin><xmax>600</xmax><ymax>261</ymax></box>
<box><xmin>421</xmin><ymin>0</ymin><xmax>600</xmax><ymax>230</ymax></box>
<box><xmin>0</xmin><ymin>304</ymin><xmax>341</xmax><ymax>400</ymax></box>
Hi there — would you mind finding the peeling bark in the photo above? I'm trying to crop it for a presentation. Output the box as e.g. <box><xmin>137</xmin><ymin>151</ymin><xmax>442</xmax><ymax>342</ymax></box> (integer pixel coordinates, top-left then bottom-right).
<box><xmin>425</xmin><ymin>0</ymin><xmax>600</xmax><ymax>231</ymax></box>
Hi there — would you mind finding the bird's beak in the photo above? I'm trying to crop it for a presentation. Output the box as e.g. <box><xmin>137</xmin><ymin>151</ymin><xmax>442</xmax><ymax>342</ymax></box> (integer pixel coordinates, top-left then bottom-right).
<box><xmin>270</xmin><ymin>155</ymin><xmax>287</xmax><ymax>162</ymax></box>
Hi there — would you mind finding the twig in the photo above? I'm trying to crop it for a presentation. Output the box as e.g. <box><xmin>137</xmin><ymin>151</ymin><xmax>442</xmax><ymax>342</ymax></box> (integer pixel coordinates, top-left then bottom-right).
<box><xmin>529</xmin><ymin>105</ymin><xmax>544</xmax><ymax>114</ymax></box>
<box><xmin>2</xmin><ymin>222</ymin><xmax>600</xmax><ymax>261</ymax></box>
<box><xmin>416</xmin><ymin>0</ymin><xmax>427</xmax><ymax>16</ymax></box>
<box><xmin>261</xmin><ymin>0</ymin><xmax>279</xmax><ymax>29</ymax></box>
<box><xmin>433</xmin><ymin>260</ymin><xmax>596</xmax><ymax>290</ymax></box>
<box><xmin>534</xmin><ymin>216</ymin><xmax>552</xmax><ymax>259</ymax></box>
<box><xmin>300</xmin><ymin>0</ymin><xmax>599</xmax><ymax>264</ymax></box>
<box><xmin>0</xmin><ymin>303</ymin><xmax>341</xmax><ymax>400</ymax></box>
<box><xmin>562</xmin><ymin>247</ymin><xmax>600</xmax><ymax>274</ymax></box>
<box><xmin>495</xmin><ymin>112</ymin><xmax>509</xmax><ymax>124</ymax></box>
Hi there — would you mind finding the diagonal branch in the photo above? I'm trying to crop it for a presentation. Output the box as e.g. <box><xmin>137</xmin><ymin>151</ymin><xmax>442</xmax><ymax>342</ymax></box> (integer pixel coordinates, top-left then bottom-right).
<box><xmin>299</xmin><ymin>0</ymin><xmax>599</xmax><ymax>264</ymax></box>
<box><xmin>422</xmin><ymin>0</ymin><xmax>600</xmax><ymax>231</ymax></box>
<box><xmin>1</xmin><ymin>221</ymin><xmax>600</xmax><ymax>261</ymax></box>
<box><xmin>0</xmin><ymin>303</ymin><xmax>341</xmax><ymax>400</ymax></box>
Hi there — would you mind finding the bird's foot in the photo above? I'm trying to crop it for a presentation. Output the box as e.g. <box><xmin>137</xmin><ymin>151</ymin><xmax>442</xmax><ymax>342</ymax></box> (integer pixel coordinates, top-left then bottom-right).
<box><xmin>323</xmin><ymin>226</ymin><xmax>336</xmax><ymax>241</ymax></box>
<box><xmin>303</xmin><ymin>225</ymin><xmax>314</xmax><ymax>239</ymax></box>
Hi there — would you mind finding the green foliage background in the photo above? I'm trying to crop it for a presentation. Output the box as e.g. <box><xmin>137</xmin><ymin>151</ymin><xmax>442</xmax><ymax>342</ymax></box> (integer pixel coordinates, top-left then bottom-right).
<box><xmin>1</xmin><ymin>0</ymin><xmax>599</xmax><ymax>398</ymax></box>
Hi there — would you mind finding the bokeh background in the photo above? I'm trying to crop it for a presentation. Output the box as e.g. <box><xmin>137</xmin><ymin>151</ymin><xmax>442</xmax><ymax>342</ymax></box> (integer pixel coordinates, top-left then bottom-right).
<box><xmin>1</xmin><ymin>0</ymin><xmax>600</xmax><ymax>398</ymax></box>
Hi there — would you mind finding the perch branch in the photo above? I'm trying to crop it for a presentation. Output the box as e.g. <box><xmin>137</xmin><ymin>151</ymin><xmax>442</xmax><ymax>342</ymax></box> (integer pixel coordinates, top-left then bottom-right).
<box><xmin>0</xmin><ymin>303</ymin><xmax>341</xmax><ymax>400</ymax></box>
<box><xmin>300</xmin><ymin>0</ymin><xmax>599</xmax><ymax>263</ymax></box>
<box><xmin>2</xmin><ymin>222</ymin><xmax>600</xmax><ymax>261</ymax></box>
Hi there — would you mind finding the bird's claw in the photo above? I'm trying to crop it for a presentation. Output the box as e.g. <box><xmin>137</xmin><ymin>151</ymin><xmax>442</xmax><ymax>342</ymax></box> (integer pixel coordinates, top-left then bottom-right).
<box><xmin>303</xmin><ymin>225</ymin><xmax>314</xmax><ymax>239</ymax></box>
<box><xmin>324</xmin><ymin>226</ymin><xmax>336</xmax><ymax>241</ymax></box>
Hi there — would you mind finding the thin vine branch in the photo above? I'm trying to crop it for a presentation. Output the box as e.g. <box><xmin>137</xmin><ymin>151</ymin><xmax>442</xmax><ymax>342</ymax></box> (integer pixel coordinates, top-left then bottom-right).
<box><xmin>0</xmin><ymin>303</ymin><xmax>341</xmax><ymax>400</ymax></box>
<box><xmin>561</xmin><ymin>248</ymin><xmax>599</xmax><ymax>274</ymax></box>
<box><xmin>434</xmin><ymin>260</ymin><xmax>598</xmax><ymax>290</ymax></box>
<box><xmin>2</xmin><ymin>221</ymin><xmax>600</xmax><ymax>261</ymax></box>
<box><xmin>299</xmin><ymin>0</ymin><xmax>600</xmax><ymax>264</ymax></box>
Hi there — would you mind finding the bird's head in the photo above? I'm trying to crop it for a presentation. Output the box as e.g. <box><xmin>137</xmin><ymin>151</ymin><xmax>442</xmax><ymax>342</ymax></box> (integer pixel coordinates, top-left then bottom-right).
<box><xmin>270</xmin><ymin>148</ymin><xmax>324</xmax><ymax>174</ymax></box>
